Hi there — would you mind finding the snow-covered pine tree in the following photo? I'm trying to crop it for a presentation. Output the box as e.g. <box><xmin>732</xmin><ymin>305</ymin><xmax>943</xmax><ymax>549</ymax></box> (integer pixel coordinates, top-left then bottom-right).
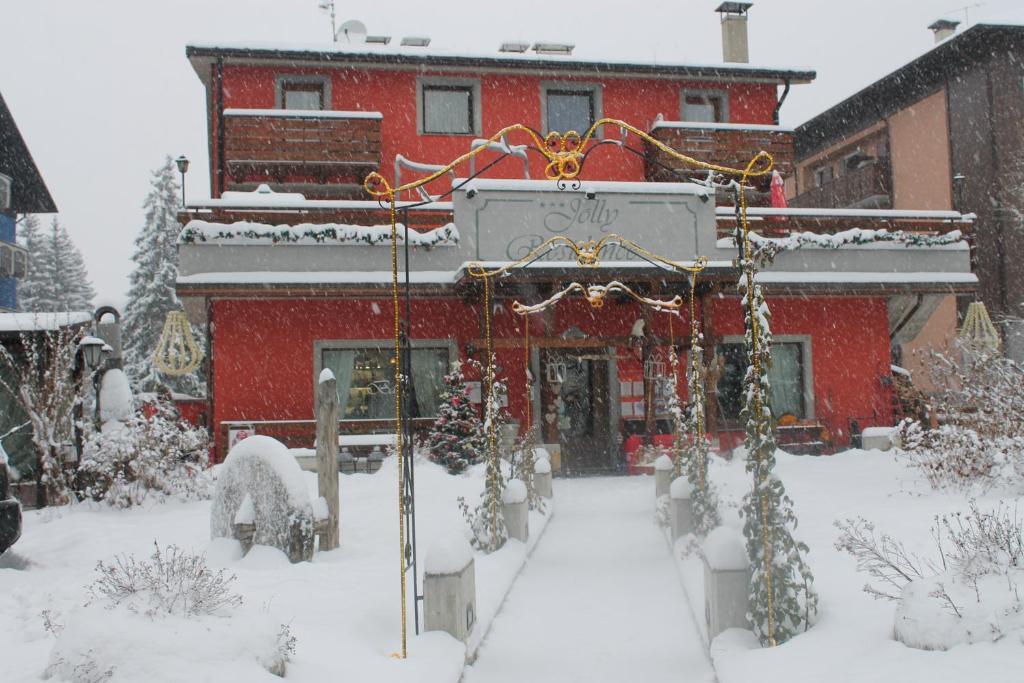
<box><xmin>425</xmin><ymin>360</ymin><xmax>485</xmax><ymax>474</ymax></box>
<box><xmin>684</xmin><ymin>324</ymin><xmax>721</xmax><ymax>536</ymax></box>
<box><xmin>122</xmin><ymin>157</ymin><xmax>203</xmax><ymax>395</ymax></box>
<box><xmin>737</xmin><ymin>271</ymin><xmax>817</xmax><ymax>646</ymax></box>
<box><xmin>17</xmin><ymin>217</ymin><xmax>94</xmax><ymax>312</ymax></box>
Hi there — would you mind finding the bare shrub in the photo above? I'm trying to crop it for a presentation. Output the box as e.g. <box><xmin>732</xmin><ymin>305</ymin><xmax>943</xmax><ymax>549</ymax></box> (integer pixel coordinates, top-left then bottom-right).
<box><xmin>88</xmin><ymin>542</ymin><xmax>242</xmax><ymax>617</ymax></box>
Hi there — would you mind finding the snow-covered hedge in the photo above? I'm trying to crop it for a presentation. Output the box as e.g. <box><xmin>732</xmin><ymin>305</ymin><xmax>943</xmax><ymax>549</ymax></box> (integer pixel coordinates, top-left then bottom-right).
<box><xmin>210</xmin><ymin>435</ymin><xmax>315</xmax><ymax>563</ymax></box>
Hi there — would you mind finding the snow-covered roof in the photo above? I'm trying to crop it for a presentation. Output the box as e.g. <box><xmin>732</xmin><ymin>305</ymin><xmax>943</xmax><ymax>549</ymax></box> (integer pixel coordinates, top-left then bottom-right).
<box><xmin>0</xmin><ymin>311</ymin><xmax>92</xmax><ymax>333</ymax></box>
<box><xmin>186</xmin><ymin>42</ymin><xmax>815</xmax><ymax>84</ymax></box>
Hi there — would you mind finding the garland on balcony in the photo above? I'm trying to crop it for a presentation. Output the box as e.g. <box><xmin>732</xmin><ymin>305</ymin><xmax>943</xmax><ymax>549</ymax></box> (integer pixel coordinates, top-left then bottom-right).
<box><xmin>178</xmin><ymin>220</ymin><xmax>459</xmax><ymax>248</ymax></box>
<box><xmin>744</xmin><ymin>227</ymin><xmax>964</xmax><ymax>265</ymax></box>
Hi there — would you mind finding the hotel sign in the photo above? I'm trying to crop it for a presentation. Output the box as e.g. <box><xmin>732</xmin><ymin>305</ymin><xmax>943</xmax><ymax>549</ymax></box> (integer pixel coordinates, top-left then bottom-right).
<box><xmin>453</xmin><ymin>179</ymin><xmax>717</xmax><ymax>264</ymax></box>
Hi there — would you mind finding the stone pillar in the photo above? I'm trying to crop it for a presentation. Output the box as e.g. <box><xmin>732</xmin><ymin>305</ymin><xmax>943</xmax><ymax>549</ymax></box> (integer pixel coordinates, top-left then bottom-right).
<box><xmin>502</xmin><ymin>479</ymin><xmax>529</xmax><ymax>543</ymax></box>
<box><xmin>669</xmin><ymin>476</ymin><xmax>694</xmax><ymax>541</ymax></box>
<box><xmin>534</xmin><ymin>458</ymin><xmax>553</xmax><ymax>498</ymax></box>
<box><xmin>654</xmin><ymin>454</ymin><xmax>673</xmax><ymax>498</ymax></box>
<box><xmin>424</xmin><ymin>536</ymin><xmax>477</xmax><ymax>642</ymax></box>
<box><xmin>702</xmin><ymin>526</ymin><xmax>751</xmax><ymax>640</ymax></box>
<box><xmin>316</xmin><ymin>371</ymin><xmax>340</xmax><ymax>551</ymax></box>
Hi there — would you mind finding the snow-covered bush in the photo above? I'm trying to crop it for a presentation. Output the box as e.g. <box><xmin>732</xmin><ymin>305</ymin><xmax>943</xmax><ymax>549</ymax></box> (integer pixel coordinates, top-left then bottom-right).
<box><xmin>44</xmin><ymin>543</ymin><xmax>294</xmax><ymax>681</ymax></box>
<box><xmin>77</xmin><ymin>405</ymin><xmax>211</xmax><ymax>507</ymax></box>
<box><xmin>897</xmin><ymin>344</ymin><xmax>1024</xmax><ymax>491</ymax></box>
<box><xmin>211</xmin><ymin>435</ymin><xmax>315</xmax><ymax>563</ymax></box>
<box><xmin>509</xmin><ymin>426</ymin><xmax>545</xmax><ymax>513</ymax></box>
<box><xmin>835</xmin><ymin>503</ymin><xmax>1024</xmax><ymax>649</ymax></box>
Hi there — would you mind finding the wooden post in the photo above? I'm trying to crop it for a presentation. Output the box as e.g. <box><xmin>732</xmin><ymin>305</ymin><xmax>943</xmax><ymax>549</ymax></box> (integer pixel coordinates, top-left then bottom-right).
<box><xmin>316</xmin><ymin>373</ymin><xmax>340</xmax><ymax>550</ymax></box>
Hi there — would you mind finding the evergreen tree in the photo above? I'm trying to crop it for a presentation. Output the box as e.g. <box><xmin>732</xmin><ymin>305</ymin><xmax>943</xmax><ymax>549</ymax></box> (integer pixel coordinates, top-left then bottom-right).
<box><xmin>122</xmin><ymin>157</ymin><xmax>202</xmax><ymax>395</ymax></box>
<box><xmin>425</xmin><ymin>361</ymin><xmax>485</xmax><ymax>474</ymax></box>
<box><xmin>21</xmin><ymin>218</ymin><xmax>95</xmax><ymax>312</ymax></box>
<box><xmin>737</xmin><ymin>273</ymin><xmax>817</xmax><ymax>646</ymax></box>
<box><xmin>16</xmin><ymin>214</ymin><xmax>52</xmax><ymax>312</ymax></box>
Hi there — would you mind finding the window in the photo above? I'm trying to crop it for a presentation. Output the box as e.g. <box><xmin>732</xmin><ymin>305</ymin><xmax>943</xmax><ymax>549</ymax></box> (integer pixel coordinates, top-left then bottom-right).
<box><xmin>275</xmin><ymin>75</ymin><xmax>331</xmax><ymax>111</ymax></box>
<box><xmin>681</xmin><ymin>91</ymin><xmax>727</xmax><ymax>123</ymax></box>
<box><xmin>317</xmin><ymin>342</ymin><xmax>452</xmax><ymax>420</ymax></box>
<box><xmin>715</xmin><ymin>339</ymin><xmax>811</xmax><ymax>422</ymax></box>
<box><xmin>0</xmin><ymin>174</ymin><xmax>10</xmax><ymax>211</ymax></box>
<box><xmin>418</xmin><ymin>78</ymin><xmax>480</xmax><ymax>135</ymax></box>
<box><xmin>813</xmin><ymin>164</ymin><xmax>834</xmax><ymax>188</ymax></box>
<box><xmin>541</xmin><ymin>82</ymin><xmax>602</xmax><ymax>135</ymax></box>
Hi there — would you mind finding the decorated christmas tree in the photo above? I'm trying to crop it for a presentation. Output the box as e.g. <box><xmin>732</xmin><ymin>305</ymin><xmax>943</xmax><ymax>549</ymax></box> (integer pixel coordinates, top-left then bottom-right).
<box><xmin>425</xmin><ymin>360</ymin><xmax>484</xmax><ymax>475</ymax></box>
<box><xmin>737</xmin><ymin>272</ymin><xmax>817</xmax><ymax>646</ymax></box>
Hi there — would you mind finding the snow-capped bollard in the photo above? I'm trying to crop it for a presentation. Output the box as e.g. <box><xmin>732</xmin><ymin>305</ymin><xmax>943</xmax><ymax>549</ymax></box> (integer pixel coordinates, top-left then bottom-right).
<box><xmin>669</xmin><ymin>476</ymin><xmax>694</xmax><ymax>541</ymax></box>
<box><xmin>702</xmin><ymin>526</ymin><xmax>751</xmax><ymax>640</ymax></box>
<box><xmin>501</xmin><ymin>479</ymin><xmax>529</xmax><ymax>543</ymax></box>
<box><xmin>534</xmin><ymin>457</ymin><xmax>553</xmax><ymax>498</ymax></box>
<box><xmin>654</xmin><ymin>455</ymin><xmax>674</xmax><ymax>498</ymax></box>
<box><xmin>861</xmin><ymin>426</ymin><xmax>894</xmax><ymax>452</ymax></box>
<box><xmin>424</xmin><ymin>535</ymin><xmax>477</xmax><ymax>642</ymax></box>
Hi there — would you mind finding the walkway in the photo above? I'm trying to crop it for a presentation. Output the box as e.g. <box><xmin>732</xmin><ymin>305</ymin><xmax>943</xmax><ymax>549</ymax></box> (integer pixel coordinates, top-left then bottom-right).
<box><xmin>464</xmin><ymin>476</ymin><xmax>714</xmax><ymax>683</ymax></box>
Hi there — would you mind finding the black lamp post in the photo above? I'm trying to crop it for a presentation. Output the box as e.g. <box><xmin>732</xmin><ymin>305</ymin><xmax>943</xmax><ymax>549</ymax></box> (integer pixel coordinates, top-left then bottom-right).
<box><xmin>175</xmin><ymin>155</ymin><xmax>190</xmax><ymax>209</ymax></box>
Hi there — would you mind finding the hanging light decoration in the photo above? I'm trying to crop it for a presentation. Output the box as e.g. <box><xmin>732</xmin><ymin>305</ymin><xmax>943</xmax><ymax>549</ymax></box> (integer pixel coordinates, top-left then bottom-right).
<box><xmin>643</xmin><ymin>348</ymin><xmax>667</xmax><ymax>380</ymax></box>
<box><xmin>958</xmin><ymin>301</ymin><xmax>1001</xmax><ymax>352</ymax></box>
<box><xmin>153</xmin><ymin>310</ymin><xmax>204</xmax><ymax>376</ymax></box>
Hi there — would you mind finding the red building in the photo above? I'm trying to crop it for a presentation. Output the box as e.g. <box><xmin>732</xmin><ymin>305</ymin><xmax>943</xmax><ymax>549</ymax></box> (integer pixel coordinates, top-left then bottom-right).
<box><xmin>177</xmin><ymin>9</ymin><xmax>973</xmax><ymax>469</ymax></box>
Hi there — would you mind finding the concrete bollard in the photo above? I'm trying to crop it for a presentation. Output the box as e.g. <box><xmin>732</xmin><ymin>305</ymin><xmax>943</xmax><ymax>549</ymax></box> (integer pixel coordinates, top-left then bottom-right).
<box><xmin>534</xmin><ymin>457</ymin><xmax>553</xmax><ymax>498</ymax></box>
<box><xmin>702</xmin><ymin>526</ymin><xmax>751</xmax><ymax>640</ymax></box>
<box><xmin>669</xmin><ymin>476</ymin><xmax>694</xmax><ymax>541</ymax></box>
<box><xmin>654</xmin><ymin>455</ymin><xmax>674</xmax><ymax>498</ymax></box>
<box><xmin>861</xmin><ymin>426</ymin><xmax>894</xmax><ymax>452</ymax></box>
<box><xmin>424</xmin><ymin>535</ymin><xmax>477</xmax><ymax>642</ymax></box>
<box><xmin>501</xmin><ymin>479</ymin><xmax>529</xmax><ymax>543</ymax></box>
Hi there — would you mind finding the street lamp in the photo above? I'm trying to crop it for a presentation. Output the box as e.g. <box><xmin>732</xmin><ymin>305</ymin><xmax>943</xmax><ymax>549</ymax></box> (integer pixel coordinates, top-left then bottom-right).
<box><xmin>175</xmin><ymin>155</ymin><xmax>190</xmax><ymax>209</ymax></box>
<box><xmin>77</xmin><ymin>336</ymin><xmax>107</xmax><ymax>371</ymax></box>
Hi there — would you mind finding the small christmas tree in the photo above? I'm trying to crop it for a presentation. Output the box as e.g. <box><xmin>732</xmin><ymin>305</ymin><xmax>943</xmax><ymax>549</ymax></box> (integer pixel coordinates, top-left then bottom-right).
<box><xmin>425</xmin><ymin>360</ymin><xmax>484</xmax><ymax>475</ymax></box>
<box><xmin>737</xmin><ymin>272</ymin><xmax>817</xmax><ymax>646</ymax></box>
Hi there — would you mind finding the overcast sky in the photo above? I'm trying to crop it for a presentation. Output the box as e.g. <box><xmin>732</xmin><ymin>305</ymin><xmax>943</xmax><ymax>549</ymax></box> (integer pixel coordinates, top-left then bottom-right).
<box><xmin>3</xmin><ymin>0</ymin><xmax>1023</xmax><ymax>306</ymax></box>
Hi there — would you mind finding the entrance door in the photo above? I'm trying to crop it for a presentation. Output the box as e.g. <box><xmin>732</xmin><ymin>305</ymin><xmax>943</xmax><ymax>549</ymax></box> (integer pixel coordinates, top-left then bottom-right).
<box><xmin>540</xmin><ymin>348</ymin><xmax>613</xmax><ymax>473</ymax></box>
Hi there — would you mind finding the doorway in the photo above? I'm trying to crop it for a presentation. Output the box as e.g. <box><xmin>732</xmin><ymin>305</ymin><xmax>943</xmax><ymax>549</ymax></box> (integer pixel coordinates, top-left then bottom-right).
<box><xmin>540</xmin><ymin>347</ymin><xmax>616</xmax><ymax>474</ymax></box>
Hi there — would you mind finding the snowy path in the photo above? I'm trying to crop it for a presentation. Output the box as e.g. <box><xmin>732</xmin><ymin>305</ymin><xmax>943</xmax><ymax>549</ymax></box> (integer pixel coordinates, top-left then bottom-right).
<box><xmin>464</xmin><ymin>476</ymin><xmax>714</xmax><ymax>683</ymax></box>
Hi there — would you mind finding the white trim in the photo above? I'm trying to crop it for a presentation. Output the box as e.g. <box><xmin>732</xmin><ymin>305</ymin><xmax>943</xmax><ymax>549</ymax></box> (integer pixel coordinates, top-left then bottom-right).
<box><xmin>416</xmin><ymin>76</ymin><xmax>482</xmax><ymax>136</ymax></box>
<box><xmin>224</xmin><ymin>108</ymin><xmax>382</xmax><ymax>119</ymax></box>
<box><xmin>652</xmin><ymin>120</ymin><xmax>792</xmax><ymax>133</ymax></box>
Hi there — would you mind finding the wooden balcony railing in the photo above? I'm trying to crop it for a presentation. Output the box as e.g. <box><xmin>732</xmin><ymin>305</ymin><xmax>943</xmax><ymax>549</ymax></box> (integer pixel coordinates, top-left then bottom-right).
<box><xmin>222</xmin><ymin>109</ymin><xmax>382</xmax><ymax>197</ymax></box>
<box><xmin>789</xmin><ymin>159</ymin><xmax>892</xmax><ymax>209</ymax></box>
<box><xmin>644</xmin><ymin>122</ymin><xmax>795</xmax><ymax>191</ymax></box>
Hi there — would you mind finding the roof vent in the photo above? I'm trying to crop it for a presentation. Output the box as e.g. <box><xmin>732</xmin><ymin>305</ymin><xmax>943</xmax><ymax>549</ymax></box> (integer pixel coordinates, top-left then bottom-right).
<box><xmin>716</xmin><ymin>2</ymin><xmax>752</xmax><ymax>64</ymax></box>
<box><xmin>400</xmin><ymin>36</ymin><xmax>431</xmax><ymax>47</ymax></box>
<box><xmin>500</xmin><ymin>41</ymin><xmax>530</xmax><ymax>53</ymax></box>
<box><xmin>365</xmin><ymin>35</ymin><xmax>391</xmax><ymax>45</ymax></box>
<box><xmin>532</xmin><ymin>42</ymin><xmax>574</xmax><ymax>56</ymax></box>
<box><xmin>928</xmin><ymin>18</ymin><xmax>960</xmax><ymax>43</ymax></box>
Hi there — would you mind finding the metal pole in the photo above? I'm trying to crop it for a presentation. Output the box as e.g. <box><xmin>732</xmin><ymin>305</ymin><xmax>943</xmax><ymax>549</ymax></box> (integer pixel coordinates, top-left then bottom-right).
<box><xmin>402</xmin><ymin>206</ymin><xmax>421</xmax><ymax>634</ymax></box>
<box><xmin>180</xmin><ymin>171</ymin><xmax>186</xmax><ymax>210</ymax></box>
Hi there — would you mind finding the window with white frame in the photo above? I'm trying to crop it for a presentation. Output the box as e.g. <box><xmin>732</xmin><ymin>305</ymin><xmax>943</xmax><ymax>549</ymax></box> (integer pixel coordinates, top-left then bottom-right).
<box><xmin>681</xmin><ymin>90</ymin><xmax>727</xmax><ymax>123</ymax></box>
<box><xmin>317</xmin><ymin>342</ymin><xmax>452</xmax><ymax>420</ymax></box>
<box><xmin>418</xmin><ymin>78</ymin><xmax>480</xmax><ymax>135</ymax></box>
<box><xmin>0</xmin><ymin>174</ymin><xmax>10</xmax><ymax>211</ymax></box>
<box><xmin>544</xmin><ymin>89</ymin><xmax>594</xmax><ymax>134</ymax></box>
<box><xmin>714</xmin><ymin>339</ymin><xmax>811</xmax><ymax>421</ymax></box>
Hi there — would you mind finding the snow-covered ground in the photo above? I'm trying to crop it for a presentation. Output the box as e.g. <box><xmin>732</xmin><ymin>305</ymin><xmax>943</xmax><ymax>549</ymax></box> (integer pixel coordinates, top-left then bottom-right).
<box><xmin>0</xmin><ymin>457</ymin><xmax>547</xmax><ymax>683</ymax></box>
<box><xmin>701</xmin><ymin>449</ymin><xmax>1024</xmax><ymax>683</ymax></box>
<box><xmin>464</xmin><ymin>476</ymin><xmax>714</xmax><ymax>683</ymax></box>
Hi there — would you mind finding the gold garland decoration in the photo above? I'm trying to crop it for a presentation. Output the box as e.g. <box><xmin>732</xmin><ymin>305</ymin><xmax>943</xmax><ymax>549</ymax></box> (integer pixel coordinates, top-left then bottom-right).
<box><xmin>370</xmin><ymin>118</ymin><xmax>777</xmax><ymax>652</ymax></box>
<box><xmin>511</xmin><ymin>280</ymin><xmax>684</xmax><ymax>315</ymax></box>
<box><xmin>153</xmin><ymin>311</ymin><xmax>204</xmax><ymax>377</ymax></box>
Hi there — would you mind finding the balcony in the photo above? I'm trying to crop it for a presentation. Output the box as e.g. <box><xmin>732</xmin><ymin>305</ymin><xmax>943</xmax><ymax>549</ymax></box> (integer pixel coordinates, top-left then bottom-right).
<box><xmin>222</xmin><ymin>109</ymin><xmax>382</xmax><ymax>199</ymax></box>
<box><xmin>644</xmin><ymin>121</ymin><xmax>795</xmax><ymax>192</ymax></box>
<box><xmin>789</xmin><ymin>159</ymin><xmax>891</xmax><ymax>209</ymax></box>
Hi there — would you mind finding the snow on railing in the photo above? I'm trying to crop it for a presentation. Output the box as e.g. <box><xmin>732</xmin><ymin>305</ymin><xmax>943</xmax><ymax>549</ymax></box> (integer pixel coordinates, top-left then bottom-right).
<box><xmin>179</xmin><ymin>219</ymin><xmax>459</xmax><ymax>247</ymax></box>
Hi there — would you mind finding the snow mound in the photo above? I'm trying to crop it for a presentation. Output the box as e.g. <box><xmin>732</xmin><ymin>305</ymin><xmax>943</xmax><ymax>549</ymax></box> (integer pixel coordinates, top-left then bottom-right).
<box><xmin>533</xmin><ymin>447</ymin><xmax>550</xmax><ymax>461</ymax></box>
<box><xmin>211</xmin><ymin>435</ymin><xmax>315</xmax><ymax>563</ymax></box>
<box><xmin>46</xmin><ymin>603</ymin><xmax>290</xmax><ymax>682</ymax></box>
<box><xmin>534</xmin><ymin>458</ymin><xmax>551</xmax><ymax>474</ymax></box>
<box><xmin>502</xmin><ymin>479</ymin><xmax>528</xmax><ymax>505</ymax></box>
<box><xmin>703</xmin><ymin>526</ymin><xmax>748</xmax><ymax>571</ymax></box>
<box><xmin>425</xmin><ymin>533</ymin><xmax>474</xmax><ymax>574</ymax></box>
<box><xmin>99</xmin><ymin>368</ymin><xmax>133</xmax><ymax>424</ymax></box>
<box><xmin>654</xmin><ymin>454</ymin><xmax>674</xmax><ymax>471</ymax></box>
<box><xmin>670</xmin><ymin>476</ymin><xmax>693</xmax><ymax>499</ymax></box>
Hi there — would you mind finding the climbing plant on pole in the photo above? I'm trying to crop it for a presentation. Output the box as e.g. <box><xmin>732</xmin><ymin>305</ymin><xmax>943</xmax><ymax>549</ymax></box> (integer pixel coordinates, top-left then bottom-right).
<box><xmin>683</xmin><ymin>293</ymin><xmax>721</xmax><ymax>537</ymax></box>
<box><xmin>737</xmin><ymin>262</ymin><xmax>818</xmax><ymax>646</ymax></box>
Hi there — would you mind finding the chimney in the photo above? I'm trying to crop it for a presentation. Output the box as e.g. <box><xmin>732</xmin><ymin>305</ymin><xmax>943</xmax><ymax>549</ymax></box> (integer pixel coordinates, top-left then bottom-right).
<box><xmin>716</xmin><ymin>2</ymin><xmax>753</xmax><ymax>63</ymax></box>
<box><xmin>928</xmin><ymin>18</ymin><xmax>960</xmax><ymax>43</ymax></box>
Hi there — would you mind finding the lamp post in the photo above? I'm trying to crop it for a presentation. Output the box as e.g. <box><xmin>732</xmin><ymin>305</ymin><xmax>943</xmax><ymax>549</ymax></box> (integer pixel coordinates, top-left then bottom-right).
<box><xmin>175</xmin><ymin>155</ymin><xmax>190</xmax><ymax>209</ymax></box>
<box><xmin>72</xmin><ymin>335</ymin><xmax>109</xmax><ymax>487</ymax></box>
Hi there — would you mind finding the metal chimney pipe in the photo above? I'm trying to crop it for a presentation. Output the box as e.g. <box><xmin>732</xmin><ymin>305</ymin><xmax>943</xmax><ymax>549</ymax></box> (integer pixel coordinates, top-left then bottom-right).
<box><xmin>716</xmin><ymin>2</ymin><xmax>752</xmax><ymax>64</ymax></box>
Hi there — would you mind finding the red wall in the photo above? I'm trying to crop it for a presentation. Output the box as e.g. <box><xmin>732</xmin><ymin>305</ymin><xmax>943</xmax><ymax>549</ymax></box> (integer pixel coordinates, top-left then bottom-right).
<box><xmin>211</xmin><ymin>293</ymin><xmax>891</xmax><ymax>456</ymax></box>
<box><xmin>214</xmin><ymin>65</ymin><xmax>779</xmax><ymax>197</ymax></box>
